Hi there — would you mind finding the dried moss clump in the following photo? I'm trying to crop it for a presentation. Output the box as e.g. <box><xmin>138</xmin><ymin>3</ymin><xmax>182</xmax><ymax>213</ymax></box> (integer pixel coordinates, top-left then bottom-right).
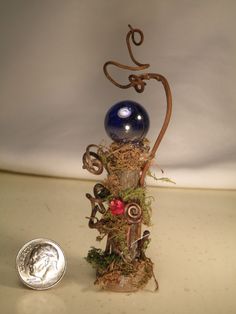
<box><xmin>86</xmin><ymin>247</ymin><xmax>155</xmax><ymax>289</ymax></box>
<box><xmin>95</xmin><ymin>258</ymin><xmax>154</xmax><ymax>291</ymax></box>
<box><xmin>86</xmin><ymin>247</ymin><xmax>158</xmax><ymax>291</ymax></box>
<box><xmin>98</xmin><ymin>139</ymin><xmax>150</xmax><ymax>173</ymax></box>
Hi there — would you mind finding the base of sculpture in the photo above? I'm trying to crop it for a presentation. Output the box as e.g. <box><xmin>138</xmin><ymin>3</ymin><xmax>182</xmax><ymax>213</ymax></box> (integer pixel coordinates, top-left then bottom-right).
<box><xmin>94</xmin><ymin>258</ymin><xmax>154</xmax><ymax>292</ymax></box>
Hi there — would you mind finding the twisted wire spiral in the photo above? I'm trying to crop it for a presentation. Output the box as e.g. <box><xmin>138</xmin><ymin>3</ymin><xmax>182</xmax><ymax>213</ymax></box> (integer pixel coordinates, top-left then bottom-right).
<box><xmin>125</xmin><ymin>203</ymin><xmax>142</xmax><ymax>224</ymax></box>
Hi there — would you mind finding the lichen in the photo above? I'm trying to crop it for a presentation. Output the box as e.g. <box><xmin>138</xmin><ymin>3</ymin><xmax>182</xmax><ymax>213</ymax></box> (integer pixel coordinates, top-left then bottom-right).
<box><xmin>146</xmin><ymin>169</ymin><xmax>176</xmax><ymax>185</ymax></box>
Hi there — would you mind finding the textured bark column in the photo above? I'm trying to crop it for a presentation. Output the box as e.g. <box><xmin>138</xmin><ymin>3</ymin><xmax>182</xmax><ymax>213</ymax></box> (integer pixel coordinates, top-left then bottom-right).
<box><xmin>108</xmin><ymin>169</ymin><xmax>142</xmax><ymax>260</ymax></box>
<box><xmin>117</xmin><ymin>170</ymin><xmax>140</xmax><ymax>190</ymax></box>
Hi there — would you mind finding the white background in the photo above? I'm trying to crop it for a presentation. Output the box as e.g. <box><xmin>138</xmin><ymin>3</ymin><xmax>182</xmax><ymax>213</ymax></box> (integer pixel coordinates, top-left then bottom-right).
<box><xmin>0</xmin><ymin>0</ymin><xmax>235</xmax><ymax>189</ymax></box>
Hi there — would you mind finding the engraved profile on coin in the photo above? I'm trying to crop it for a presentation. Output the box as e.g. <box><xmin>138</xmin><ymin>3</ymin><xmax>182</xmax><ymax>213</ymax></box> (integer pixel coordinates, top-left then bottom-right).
<box><xmin>16</xmin><ymin>239</ymin><xmax>66</xmax><ymax>290</ymax></box>
<box><xmin>28</xmin><ymin>244</ymin><xmax>59</xmax><ymax>281</ymax></box>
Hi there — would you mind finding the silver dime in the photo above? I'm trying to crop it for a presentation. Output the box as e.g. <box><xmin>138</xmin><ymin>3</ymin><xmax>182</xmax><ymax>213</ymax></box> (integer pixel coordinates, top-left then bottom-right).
<box><xmin>16</xmin><ymin>238</ymin><xmax>66</xmax><ymax>290</ymax></box>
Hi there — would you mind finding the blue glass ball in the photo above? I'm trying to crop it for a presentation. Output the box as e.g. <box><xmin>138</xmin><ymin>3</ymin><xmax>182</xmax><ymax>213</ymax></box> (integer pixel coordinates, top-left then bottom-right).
<box><xmin>104</xmin><ymin>100</ymin><xmax>150</xmax><ymax>142</ymax></box>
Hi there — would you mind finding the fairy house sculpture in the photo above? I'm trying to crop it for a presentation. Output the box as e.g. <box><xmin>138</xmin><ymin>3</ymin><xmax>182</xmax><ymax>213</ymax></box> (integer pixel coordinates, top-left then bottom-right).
<box><xmin>82</xmin><ymin>25</ymin><xmax>172</xmax><ymax>292</ymax></box>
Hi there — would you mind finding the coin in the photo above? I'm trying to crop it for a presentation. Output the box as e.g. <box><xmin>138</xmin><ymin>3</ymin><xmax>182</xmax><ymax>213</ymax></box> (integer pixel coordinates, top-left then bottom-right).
<box><xmin>16</xmin><ymin>238</ymin><xmax>66</xmax><ymax>290</ymax></box>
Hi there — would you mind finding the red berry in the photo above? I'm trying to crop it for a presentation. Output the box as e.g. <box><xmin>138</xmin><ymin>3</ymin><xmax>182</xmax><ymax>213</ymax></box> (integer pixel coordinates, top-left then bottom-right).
<box><xmin>109</xmin><ymin>199</ymin><xmax>125</xmax><ymax>215</ymax></box>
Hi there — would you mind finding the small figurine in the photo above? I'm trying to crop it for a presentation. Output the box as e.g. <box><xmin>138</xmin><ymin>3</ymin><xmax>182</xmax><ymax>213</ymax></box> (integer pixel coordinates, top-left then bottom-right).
<box><xmin>83</xmin><ymin>25</ymin><xmax>172</xmax><ymax>292</ymax></box>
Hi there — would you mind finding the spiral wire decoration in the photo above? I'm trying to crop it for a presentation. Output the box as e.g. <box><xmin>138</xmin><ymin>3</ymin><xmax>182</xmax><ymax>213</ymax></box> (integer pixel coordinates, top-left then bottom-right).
<box><xmin>82</xmin><ymin>144</ymin><xmax>104</xmax><ymax>175</ymax></box>
<box><xmin>125</xmin><ymin>203</ymin><xmax>142</xmax><ymax>224</ymax></box>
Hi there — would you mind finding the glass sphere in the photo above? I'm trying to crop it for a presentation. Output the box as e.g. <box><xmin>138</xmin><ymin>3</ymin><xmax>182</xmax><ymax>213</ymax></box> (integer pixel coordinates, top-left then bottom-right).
<box><xmin>104</xmin><ymin>100</ymin><xmax>150</xmax><ymax>143</ymax></box>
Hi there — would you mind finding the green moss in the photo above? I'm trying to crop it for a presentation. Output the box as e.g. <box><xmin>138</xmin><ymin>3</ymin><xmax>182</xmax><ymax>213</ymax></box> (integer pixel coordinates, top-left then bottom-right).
<box><xmin>105</xmin><ymin>187</ymin><xmax>153</xmax><ymax>226</ymax></box>
<box><xmin>113</xmin><ymin>227</ymin><xmax>129</xmax><ymax>256</ymax></box>
<box><xmin>120</xmin><ymin>187</ymin><xmax>153</xmax><ymax>226</ymax></box>
<box><xmin>85</xmin><ymin>247</ymin><xmax>121</xmax><ymax>273</ymax></box>
<box><xmin>86</xmin><ymin>247</ymin><xmax>134</xmax><ymax>276</ymax></box>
